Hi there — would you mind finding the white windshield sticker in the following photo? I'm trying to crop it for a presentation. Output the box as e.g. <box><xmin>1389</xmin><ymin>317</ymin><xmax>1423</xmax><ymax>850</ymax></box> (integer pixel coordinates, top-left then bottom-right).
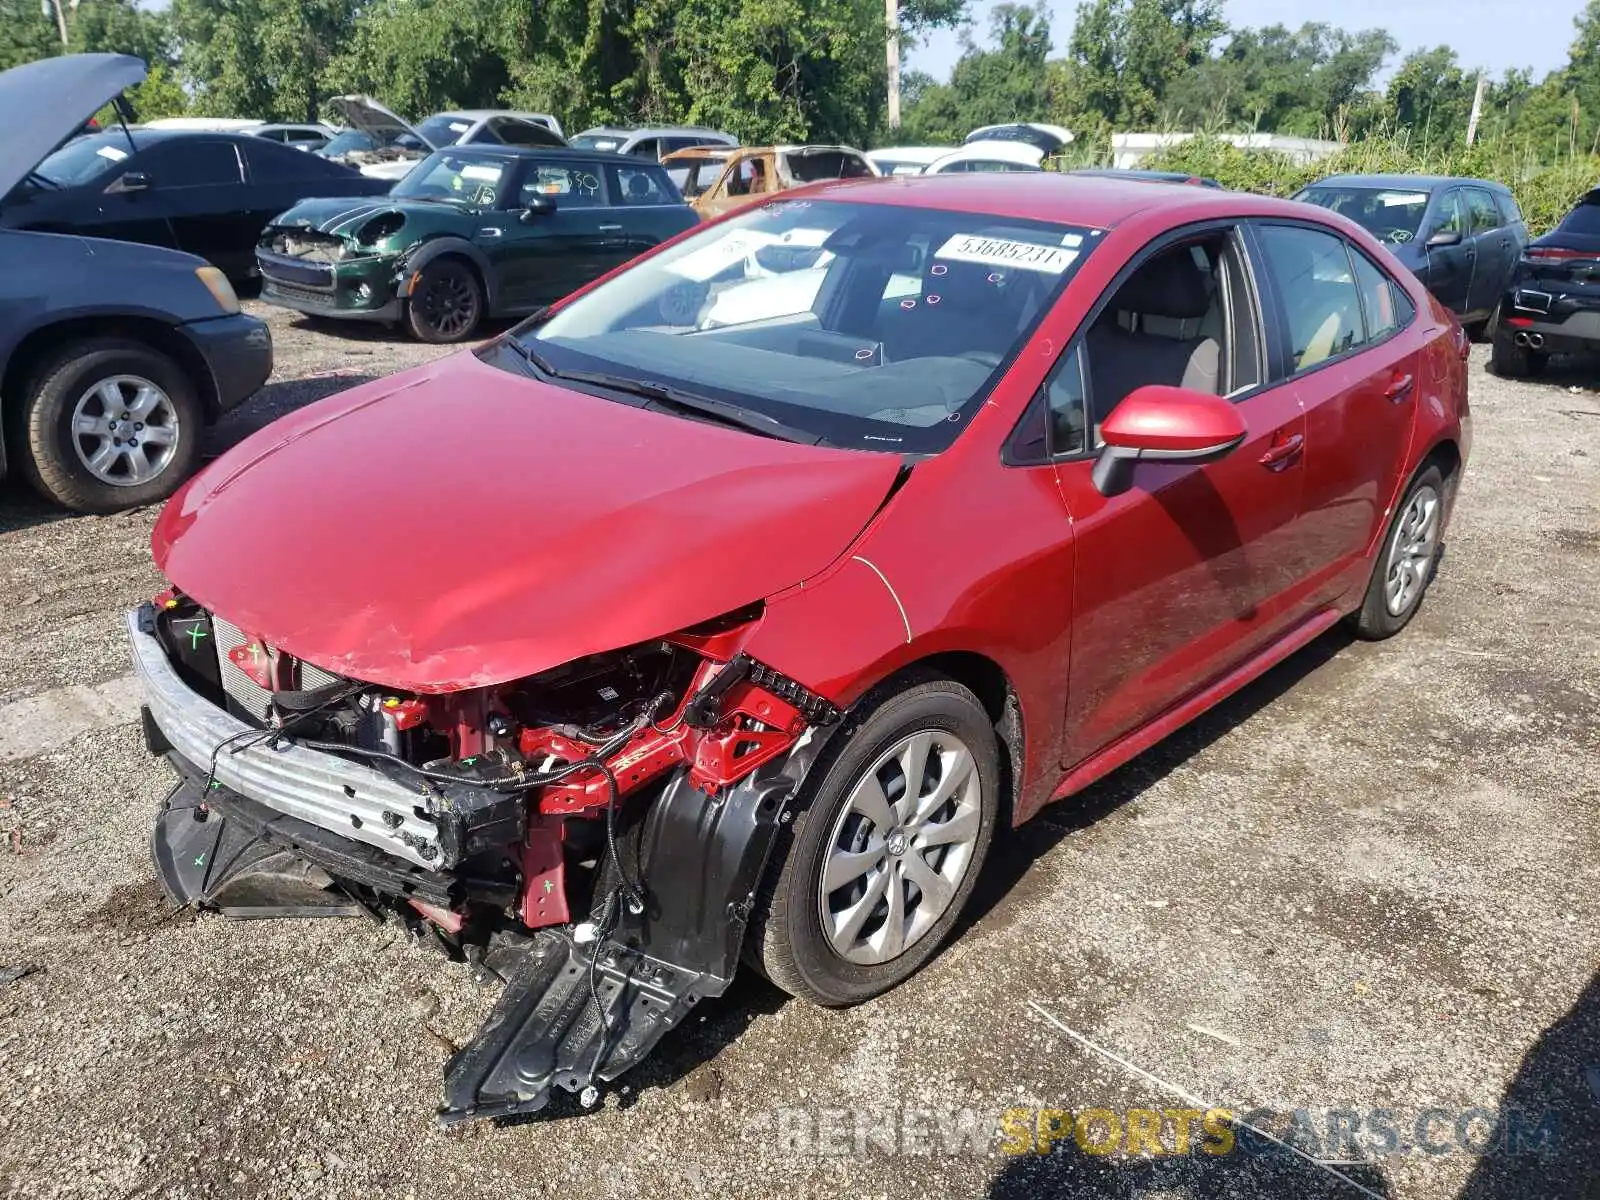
<box><xmin>1381</xmin><ymin>192</ymin><xmax>1429</xmax><ymax>207</ymax></box>
<box><xmin>935</xmin><ymin>234</ymin><xmax>1077</xmax><ymax>274</ymax></box>
<box><xmin>666</xmin><ymin>230</ymin><xmax>782</xmax><ymax>282</ymax></box>
<box><xmin>775</xmin><ymin>227</ymin><xmax>830</xmax><ymax>247</ymax></box>
<box><xmin>460</xmin><ymin>164</ymin><xmax>501</xmax><ymax>181</ymax></box>
<box><xmin>96</xmin><ymin>146</ymin><xmax>129</xmax><ymax>162</ymax></box>
<box><xmin>449</xmin><ymin>121</ymin><xmax>472</xmax><ymax>133</ymax></box>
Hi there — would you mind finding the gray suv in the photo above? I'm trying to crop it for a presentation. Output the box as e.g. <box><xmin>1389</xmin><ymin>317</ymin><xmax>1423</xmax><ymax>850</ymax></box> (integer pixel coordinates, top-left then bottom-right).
<box><xmin>568</xmin><ymin>125</ymin><xmax>736</xmax><ymax>162</ymax></box>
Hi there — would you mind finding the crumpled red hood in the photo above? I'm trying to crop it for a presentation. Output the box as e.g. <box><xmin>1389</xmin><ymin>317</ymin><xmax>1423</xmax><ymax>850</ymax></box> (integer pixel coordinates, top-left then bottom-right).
<box><xmin>153</xmin><ymin>351</ymin><xmax>900</xmax><ymax>691</ymax></box>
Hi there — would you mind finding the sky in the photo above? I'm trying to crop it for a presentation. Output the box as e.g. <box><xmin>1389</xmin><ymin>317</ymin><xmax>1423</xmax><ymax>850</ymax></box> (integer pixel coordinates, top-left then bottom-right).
<box><xmin>907</xmin><ymin>0</ymin><xmax>1589</xmax><ymax>87</ymax></box>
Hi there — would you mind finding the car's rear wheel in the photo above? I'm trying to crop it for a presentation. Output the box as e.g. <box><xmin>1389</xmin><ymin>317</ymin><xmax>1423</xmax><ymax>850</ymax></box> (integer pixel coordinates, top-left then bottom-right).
<box><xmin>749</xmin><ymin>675</ymin><xmax>999</xmax><ymax>1006</ymax></box>
<box><xmin>1349</xmin><ymin>464</ymin><xmax>1446</xmax><ymax>640</ymax></box>
<box><xmin>16</xmin><ymin>339</ymin><xmax>202</xmax><ymax>513</ymax></box>
<box><xmin>1490</xmin><ymin>327</ymin><xmax>1548</xmax><ymax>378</ymax></box>
<box><xmin>405</xmin><ymin>259</ymin><xmax>483</xmax><ymax>343</ymax></box>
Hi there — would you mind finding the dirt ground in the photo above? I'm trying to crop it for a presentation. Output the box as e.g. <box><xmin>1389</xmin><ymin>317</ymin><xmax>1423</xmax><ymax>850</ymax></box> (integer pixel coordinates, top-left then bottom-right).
<box><xmin>0</xmin><ymin>303</ymin><xmax>1596</xmax><ymax>1200</ymax></box>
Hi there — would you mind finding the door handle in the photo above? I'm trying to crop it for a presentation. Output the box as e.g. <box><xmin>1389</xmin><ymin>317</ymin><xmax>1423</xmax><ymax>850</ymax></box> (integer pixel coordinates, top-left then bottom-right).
<box><xmin>598</xmin><ymin>223</ymin><xmax>623</xmax><ymax>232</ymax></box>
<box><xmin>478</xmin><ymin>227</ymin><xmax>503</xmax><ymax>239</ymax></box>
<box><xmin>1383</xmin><ymin>373</ymin><xmax>1415</xmax><ymax>403</ymax></box>
<box><xmin>1258</xmin><ymin>433</ymin><xmax>1304</xmax><ymax>470</ymax></box>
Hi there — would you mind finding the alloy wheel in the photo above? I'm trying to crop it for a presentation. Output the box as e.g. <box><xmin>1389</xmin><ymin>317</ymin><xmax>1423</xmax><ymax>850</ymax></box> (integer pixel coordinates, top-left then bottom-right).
<box><xmin>818</xmin><ymin>730</ymin><xmax>984</xmax><ymax>966</ymax></box>
<box><xmin>1384</xmin><ymin>484</ymin><xmax>1440</xmax><ymax>616</ymax></box>
<box><xmin>70</xmin><ymin>375</ymin><xmax>180</xmax><ymax>487</ymax></box>
<box><xmin>418</xmin><ymin>271</ymin><xmax>478</xmax><ymax>338</ymax></box>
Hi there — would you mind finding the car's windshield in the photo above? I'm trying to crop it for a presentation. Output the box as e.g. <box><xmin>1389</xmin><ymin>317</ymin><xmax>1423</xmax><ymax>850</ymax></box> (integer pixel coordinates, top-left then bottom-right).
<box><xmin>571</xmin><ymin>134</ymin><xmax>624</xmax><ymax>152</ymax></box>
<box><xmin>415</xmin><ymin>115</ymin><xmax>475</xmax><ymax>148</ymax></box>
<box><xmin>1296</xmin><ymin>186</ymin><xmax>1431</xmax><ymax>245</ymax></box>
<box><xmin>510</xmin><ymin>198</ymin><xmax>1096</xmax><ymax>453</ymax></box>
<box><xmin>33</xmin><ymin>133</ymin><xmax>136</xmax><ymax>187</ymax></box>
<box><xmin>667</xmin><ymin>157</ymin><xmax>728</xmax><ymax>197</ymax></box>
<box><xmin>391</xmin><ymin>152</ymin><xmax>512</xmax><ymax>205</ymax></box>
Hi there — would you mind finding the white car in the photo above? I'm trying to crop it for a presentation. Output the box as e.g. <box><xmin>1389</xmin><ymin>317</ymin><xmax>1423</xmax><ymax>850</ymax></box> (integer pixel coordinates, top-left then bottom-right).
<box><xmin>923</xmin><ymin>123</ymin><xmax>1075</xmax><ymax>174</ymax></box>
<box><xmin>319</xmin><ymin>97</ymin><xmax>566</xmax><ymax>181</ymax></box>
<box><xmin>865</xmin><ymin>146</ymin><xmax>954</xmax><ymax>176</ymax></box>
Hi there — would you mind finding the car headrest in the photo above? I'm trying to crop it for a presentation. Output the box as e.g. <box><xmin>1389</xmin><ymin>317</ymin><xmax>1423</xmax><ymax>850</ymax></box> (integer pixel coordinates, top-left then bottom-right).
<box><xmin>1113</xmin><ymin>248</ymin><xmax>1213</xmax><ymax>319</ymax></box>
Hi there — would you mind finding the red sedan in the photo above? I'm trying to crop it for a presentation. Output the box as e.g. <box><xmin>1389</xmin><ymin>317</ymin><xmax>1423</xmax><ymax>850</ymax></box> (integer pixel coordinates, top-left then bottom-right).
<box><xmin>131</xmin><ymin>173</ymin><xmax>1469</xmax><ymax>1121</ymax></box>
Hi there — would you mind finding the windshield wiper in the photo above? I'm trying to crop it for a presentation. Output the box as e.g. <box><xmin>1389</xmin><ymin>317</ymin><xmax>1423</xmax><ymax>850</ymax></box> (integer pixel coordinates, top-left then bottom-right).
<box><xmin>499</xmin><ymin>343</ymin><xmax>820</xmax><ymax>444</ymax></box>
<box><xmin>25</xmin><ymin>170</ymin><xmax>58</xmax><ymax>190</ymax></box>
<box><xmin>560</xmin><ymin>369</ymin><xmax>822</xmax><ymax>445</ymax></box>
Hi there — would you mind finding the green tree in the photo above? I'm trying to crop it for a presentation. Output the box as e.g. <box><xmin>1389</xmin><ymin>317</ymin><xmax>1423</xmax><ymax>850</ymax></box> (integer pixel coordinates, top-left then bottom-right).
<box><xmin>1386</xmin><ymin>46</ymin><xmax>1474</xmax><ymax>148</ymax></box>
<box><xmin>1063</xmin><ymin>0</ymin><xmax>1225</xmax><ymax>129</ymax></box>
<box><xmin>172</xmin><ymin>0</ymin><xmax>362</xmax><ymax>121</ymax></box>
<box><xmin>330</xmin><ymin>0</ymin><xmax>520</xmax><ymax>116</ymax></box>
<box><xmin>1</xmin><ymin>0</ymin><xmax>63</xmax><ymax>71</ymax></box>
<box><xmin>902</xmin><ymin>4</ymin><xmax>1052</xmax><ymax>143</ymax></box>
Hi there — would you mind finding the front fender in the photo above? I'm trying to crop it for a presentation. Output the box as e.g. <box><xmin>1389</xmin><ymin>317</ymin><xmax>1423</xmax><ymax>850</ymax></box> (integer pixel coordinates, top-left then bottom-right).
<box><xmin>396</xmin><ymin>237</ymin><xmax>500</xmax><ymax>311</ymax></box>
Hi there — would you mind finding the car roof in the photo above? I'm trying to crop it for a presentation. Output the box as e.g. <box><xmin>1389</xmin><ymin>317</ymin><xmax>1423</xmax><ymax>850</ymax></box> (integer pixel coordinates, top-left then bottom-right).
<box><xmin>1310</xmin><ymin>173</ymin><xmax>1510</xmax><ymax>193</ymax></box>
<box><xmin>417</xmin><ymin>144</ymin><xmax>659</xmax><ymax>165</ymax></box>
<box><xmin>784</xmin><ymin>171</ymin><xmax>1328</xmax><ymax>231</ymax></box>
<box><xmin>432</xmin><ymin>109</ymin><xmax>554</xmax><ymax>121</ymax></box>
<box><xmin>576</xmin><ymin>126</ymin><xmax>734</xmax><ymax>139</ymax></box>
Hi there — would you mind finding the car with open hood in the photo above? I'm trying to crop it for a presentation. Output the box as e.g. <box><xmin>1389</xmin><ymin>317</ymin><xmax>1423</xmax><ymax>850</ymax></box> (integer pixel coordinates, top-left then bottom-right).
<box><xmin>131</xmin><ymin>171</ymin><xmax>1468</xmax><ymax>1123</ymax></box>
<box><xmin>256</xmin><ymin>145</ymin><xmax>696</xmax><ymax>342</ymax></box>
<box><xmin>0</xmin><ymin>53</ymin><xmax>271</xmax><ymax>513</ymax></box>
<box><xmin>318</xmin><ymin>96</ymin><xmax>567</xmax><ymax>181</ymax></box>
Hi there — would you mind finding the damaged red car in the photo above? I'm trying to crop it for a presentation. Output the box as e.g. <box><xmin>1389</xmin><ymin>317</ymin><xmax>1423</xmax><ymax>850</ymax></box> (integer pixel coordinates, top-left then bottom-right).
<box><xmin>130</xmin><ymin>174</ymin><xmax>1470</xmax><ymax>1122</ymax></box>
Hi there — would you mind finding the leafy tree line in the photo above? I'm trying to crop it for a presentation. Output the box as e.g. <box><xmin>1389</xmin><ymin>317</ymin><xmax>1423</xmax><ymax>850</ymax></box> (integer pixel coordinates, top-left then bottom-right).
<box><xmin>5</xmin><ymin>0</ymin><xmax>1600</xmax><ymax>163</ymax></box>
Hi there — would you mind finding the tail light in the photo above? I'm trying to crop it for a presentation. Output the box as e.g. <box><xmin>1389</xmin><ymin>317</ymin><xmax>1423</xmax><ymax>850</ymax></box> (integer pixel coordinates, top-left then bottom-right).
<box><xmin>1525</xmin><ymin>246</ymin><xmax>1596</xmax><ymax>263</ymax></box>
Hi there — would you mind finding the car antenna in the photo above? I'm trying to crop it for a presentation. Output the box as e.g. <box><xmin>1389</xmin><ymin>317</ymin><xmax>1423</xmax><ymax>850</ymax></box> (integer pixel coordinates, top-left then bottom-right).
<box><xmin>111</xmin><ymin>93</ymin><xmax>138</xmax><ymax>154</ymax></box>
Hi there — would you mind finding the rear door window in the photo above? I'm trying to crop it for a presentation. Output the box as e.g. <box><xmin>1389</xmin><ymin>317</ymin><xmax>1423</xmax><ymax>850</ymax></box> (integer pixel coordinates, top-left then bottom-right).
<box><xmin>520</xmin><ymin>162</ymin><xmax>606</xmax><ymax>207</ymax></box>
<box><xmin>1494</xmin><ymin>191</ymin><xmax>1523</xmax><ymax>228</ymax></box>
<box><xmin>606</xmin><ymin>163</ymin><xmax>674</xmax><ymax>205</ymax></box>
<box><xmin>145</xmin><ymin>140</ymin><xmax>243</xmax><ymax>186</ymax></box>
<box><xmin>1464</xmin><ymin>188</ymin><xmax>1501</xmax><ymax>235</ymax></box>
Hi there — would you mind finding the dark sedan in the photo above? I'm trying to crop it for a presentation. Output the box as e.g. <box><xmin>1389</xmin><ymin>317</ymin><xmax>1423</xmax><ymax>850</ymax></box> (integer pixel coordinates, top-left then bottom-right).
<box><xmin>1490</xmin><ymin>187</ymin><xmax>1600</xmax><ymax>377</ymax></box>
<box><xmin>1294</xmin><ymin>174</ymin><xmax>1527</xmax><ymax>335</ymax></box>
<box><xmin>1</xmin><ymin>129</ymin><xmax>389</xmax><ymax>281</ymax></box>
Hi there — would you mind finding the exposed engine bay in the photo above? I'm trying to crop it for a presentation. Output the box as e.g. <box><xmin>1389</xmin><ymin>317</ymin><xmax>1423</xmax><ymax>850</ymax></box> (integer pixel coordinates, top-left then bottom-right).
<box><xmin>133</xmin><ymin>590</ymin><xmax>839</xmax><ymax>1123</ymax></box>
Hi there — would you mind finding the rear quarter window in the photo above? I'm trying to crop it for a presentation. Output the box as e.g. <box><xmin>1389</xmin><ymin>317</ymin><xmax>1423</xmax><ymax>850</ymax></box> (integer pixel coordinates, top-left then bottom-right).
<box><xmin>1558</xmin><ymin>199</ymin><xmax>1600</xmax><ymax>236</ymax></box>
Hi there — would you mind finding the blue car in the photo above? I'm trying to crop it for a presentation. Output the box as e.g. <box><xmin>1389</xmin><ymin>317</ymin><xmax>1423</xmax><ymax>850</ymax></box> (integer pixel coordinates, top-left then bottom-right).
<box><xmin>1293</xmin><ymin>174</ymin><xmax>1527</xmax><ymax>335</ymax></box>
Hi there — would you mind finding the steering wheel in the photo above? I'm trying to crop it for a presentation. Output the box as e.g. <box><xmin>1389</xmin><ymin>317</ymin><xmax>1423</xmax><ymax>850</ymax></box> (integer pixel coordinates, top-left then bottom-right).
<box><xmin>1386</xmin><ymin>229</ymin><xmax>1413</xmax><ymax>245</ymax></box>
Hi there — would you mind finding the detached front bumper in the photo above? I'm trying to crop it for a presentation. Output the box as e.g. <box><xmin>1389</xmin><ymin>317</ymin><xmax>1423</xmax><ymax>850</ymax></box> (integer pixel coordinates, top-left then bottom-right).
<box><xmin>126</xmin><ymin>607</ymin><xmax>443</xmax><ymax>869</ymax></box>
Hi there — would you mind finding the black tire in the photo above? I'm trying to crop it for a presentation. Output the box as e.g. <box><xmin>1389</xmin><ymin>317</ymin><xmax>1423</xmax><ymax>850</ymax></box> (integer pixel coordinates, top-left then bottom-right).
<box><xmin>1349</xmin><ymin>464</ymin><xmax>1446</xmax><ymax>640</ymax></box>
<box><xmin>748</xmin><ymin>674</ymin><xmax>1000</xmax><ymax>1007</ymax></box>
<box><xmin>1462</xmin><ymin>317</ymin><xmax>1488</xmax><ymax>343</ymax></box>
<box><xmin>404</xmin><ymin>258</ymin><xmax>483</xmax><ymax>343</ymax></box>
<box><xmin>1490</xmin><ymin>329</ymin><xmax>1548</xmax><ymax>379</ymax></box>
<box><xmin>14</xmin><ymin>338</ymin><xmax>203</xmax><ymax>514</ymax></box>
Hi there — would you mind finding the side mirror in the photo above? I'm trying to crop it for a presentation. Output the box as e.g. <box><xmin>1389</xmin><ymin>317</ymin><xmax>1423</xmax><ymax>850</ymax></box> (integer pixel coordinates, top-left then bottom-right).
<box><xmin>106</xmin><ymin>171</ymin><xmax>149</xmax><ymax>195</ymax></box>
<box><xmin>520</xmin><ymin>194</ymin><xmax>556</xmax><ymax>221</ymax></box>
<box><xmin>1425</xmin><ymin>229</ymin><xmax>1462</xmax><ymax>249</ymax></box>
<box><xmin>1091</xmin><ymin>385</ymin><xmax>1248</xmax><ymax>498</ymax></box>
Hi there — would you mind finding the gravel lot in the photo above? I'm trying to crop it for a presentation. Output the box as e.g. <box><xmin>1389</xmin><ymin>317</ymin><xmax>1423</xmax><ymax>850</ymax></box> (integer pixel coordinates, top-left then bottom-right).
<box><xmin>0</xmin><ymin>304</ymin><xmax>1596</xmax><ymax>1199</ymax></box>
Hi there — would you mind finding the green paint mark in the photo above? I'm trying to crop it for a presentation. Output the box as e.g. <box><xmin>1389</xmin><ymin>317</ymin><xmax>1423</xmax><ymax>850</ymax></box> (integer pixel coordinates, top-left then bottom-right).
<box><xmin>185</xmin><ymin>624</ymin><xmax>208</xmax><ymax>650</ymax></box>
<box><xmin>542</xmin><ymin>879</ymin><xmax>555</xmax><ymax>894</ymax></box>
<box><xmin>193</xmin><ymin>854</ymin><xmax>206</xmax><ymax>867</ymax></box>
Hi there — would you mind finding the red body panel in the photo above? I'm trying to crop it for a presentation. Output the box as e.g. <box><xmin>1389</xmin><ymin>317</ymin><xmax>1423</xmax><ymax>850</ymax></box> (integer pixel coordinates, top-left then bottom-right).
<box><xmin>152</xmin><ymin>174</ymin><xmax>1469</xmax><ymax>830</ymax></box>
<box><xmin>151</xmin><ymin>354</ymin><xmax>899</xmax><ymax>691</ymax></box>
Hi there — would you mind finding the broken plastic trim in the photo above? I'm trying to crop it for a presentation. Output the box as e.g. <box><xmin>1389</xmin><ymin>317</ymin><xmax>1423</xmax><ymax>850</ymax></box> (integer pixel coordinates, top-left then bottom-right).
<box><xmin>437</xmin><ymin>754</ymin><xmax>805</xmax><ymax>1124</ymax></box>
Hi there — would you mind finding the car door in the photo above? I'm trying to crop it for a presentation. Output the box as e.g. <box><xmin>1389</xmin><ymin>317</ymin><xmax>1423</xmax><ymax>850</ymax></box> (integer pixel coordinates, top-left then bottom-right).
<box><xmin>1048</xmin><ymin>225</ymin><xmax>1309</xmax><ymax>766</ymax></box>
<box><xmin>1250</xmin><ymin>221</ymin><xmax>1419</xmax><ymax>611</ymax></box>
<box><xmin>602</xmin><ymin>161</ymin><xmax>689</xmax><ymax>259</ymax></box>
<box><xmin>1419</xmin><ymin>188</ymin><xmax>1473</xmax><ymax>315</ymax></box>
<box><xmin>73</xmin><ymin>145</ymin><xmax>183</xmax><ymax>252</ymax></box>
<box><xmin>1464</xmin><ymin>185</ymin><xmax>1513</xmax><ymax>318</ymax></box>
<box><xmin>130</xmin><ymin>138</ymin><xmax>250</xmax><ymax>275</ymax></box>
<box><xmin>495</xmin><ymin>159</ymin><xmax>623</xmax><ymax>309</ymax></box>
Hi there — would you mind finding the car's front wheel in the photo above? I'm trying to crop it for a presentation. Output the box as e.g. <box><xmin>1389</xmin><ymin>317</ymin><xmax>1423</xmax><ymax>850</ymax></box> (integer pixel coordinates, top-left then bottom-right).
<box><xmin>749</xmin><ymin>675</ymin><xmax>1000</xmax><ymax>1006</ymax></box>
<box><xmin>16</xmin><ymin>338</ymin><xmax>203</xmax><ymax>513</ymax></box>
<box><xmin>405</xmin><ymin>259</ymin><xmax>483</xmax><ymax>343</ymax></box>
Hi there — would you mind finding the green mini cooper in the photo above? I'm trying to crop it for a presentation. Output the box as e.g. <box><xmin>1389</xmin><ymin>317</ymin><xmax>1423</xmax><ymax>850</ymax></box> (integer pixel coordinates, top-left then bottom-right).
<box><xmin>256</xmin><ymin>146</ymin><xmax>698</xmax><ymax>343</ymax></box>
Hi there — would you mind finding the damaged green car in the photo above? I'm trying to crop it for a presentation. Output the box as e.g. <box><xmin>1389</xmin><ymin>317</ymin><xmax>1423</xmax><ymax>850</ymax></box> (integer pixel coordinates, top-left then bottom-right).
<box><xmin>257</xmin><ymin>146</ymin><xmax>697</xmax><ymax>343</ymax></box>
